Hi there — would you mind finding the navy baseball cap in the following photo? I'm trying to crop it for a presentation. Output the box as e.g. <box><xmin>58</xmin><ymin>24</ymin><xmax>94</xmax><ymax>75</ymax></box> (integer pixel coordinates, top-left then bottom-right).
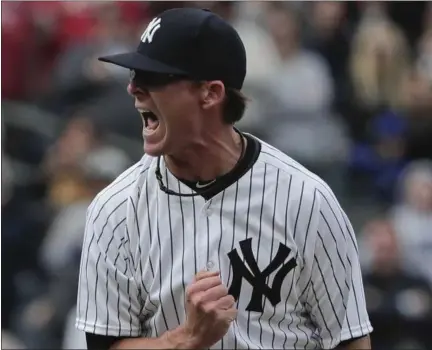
<box><xmin>98</xmin><ymin>7</ymin><xmax>247</xmax><ymax>90</ymax></box>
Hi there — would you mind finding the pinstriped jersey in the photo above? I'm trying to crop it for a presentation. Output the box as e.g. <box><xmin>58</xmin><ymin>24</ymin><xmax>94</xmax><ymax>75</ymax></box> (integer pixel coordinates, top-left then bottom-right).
<box><xmin>76</xmin><ymin>136</ymin><xmax>373</xmax><ymax>349</ymax></box>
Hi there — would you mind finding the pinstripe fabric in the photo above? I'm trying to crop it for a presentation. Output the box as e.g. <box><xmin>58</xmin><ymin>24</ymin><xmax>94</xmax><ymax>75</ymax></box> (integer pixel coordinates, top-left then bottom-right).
<box><xmin>76</xmin><ymin>137</ymin><xmax>372</xmax><ymax>349</ymax></box>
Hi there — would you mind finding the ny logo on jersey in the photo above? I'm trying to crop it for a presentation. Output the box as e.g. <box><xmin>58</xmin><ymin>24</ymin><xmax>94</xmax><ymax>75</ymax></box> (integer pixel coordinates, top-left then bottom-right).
<box><xmin>227</xmin><ymin>238</ymin><xmax>297</xmax><ymax>313</ymax></box>
<box><xmin>141</xmin><ymin>17</ymin><xmax>161</xmax><ymax>44</ymax></box>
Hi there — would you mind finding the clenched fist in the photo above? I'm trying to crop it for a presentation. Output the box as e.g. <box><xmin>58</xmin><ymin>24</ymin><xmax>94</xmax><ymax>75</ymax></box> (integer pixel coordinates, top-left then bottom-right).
<box><xmin>182</xmin><ymin>270</ymin><xmax>237</xmax><ymax>348</ymax></box>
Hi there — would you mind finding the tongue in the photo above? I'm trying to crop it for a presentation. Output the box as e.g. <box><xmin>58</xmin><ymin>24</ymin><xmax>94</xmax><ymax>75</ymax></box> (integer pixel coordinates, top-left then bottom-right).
<box><xmin>147</xmin><ymin>118</ymin><xmax>159</xmax><ymax>130</ymax></box>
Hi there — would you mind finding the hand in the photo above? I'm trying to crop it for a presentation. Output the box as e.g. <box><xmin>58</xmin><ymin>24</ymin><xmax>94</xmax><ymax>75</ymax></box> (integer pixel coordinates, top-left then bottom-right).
<box><xmin>182</xmin><ymin>270</ymin><xmax>237</xmax><ymax>348</ymax></box>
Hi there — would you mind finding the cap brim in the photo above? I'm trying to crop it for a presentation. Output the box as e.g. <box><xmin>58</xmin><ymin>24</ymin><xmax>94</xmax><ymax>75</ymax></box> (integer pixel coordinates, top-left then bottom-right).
<box><xmin>98</xmin><ymin>52</ymin><xmax>188</xmax><ymax>75</ymax></box>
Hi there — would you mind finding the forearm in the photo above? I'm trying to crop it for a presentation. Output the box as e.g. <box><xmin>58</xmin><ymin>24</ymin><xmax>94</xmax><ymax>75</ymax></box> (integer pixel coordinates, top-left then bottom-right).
<box><xmin>110</xmin><ymin>336</ymin><xmax>170</xmax><ymax>349</ymax></box>
<box><xmin>110</xmin><ymin>326</ymin><xmax>196</xmax><ymax>350</ymax></box>
<box><xmin>336</xmin><ymin>335</ymin><xmax>371</xmax><ymax>350</ymax></box>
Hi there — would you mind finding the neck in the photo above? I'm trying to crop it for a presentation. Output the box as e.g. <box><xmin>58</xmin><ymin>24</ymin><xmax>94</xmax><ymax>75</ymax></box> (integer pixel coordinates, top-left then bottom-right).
<box><xmin>164</xmin><ymin>127</ymin><xmax>244</xmax><ymax>182</ymax></box>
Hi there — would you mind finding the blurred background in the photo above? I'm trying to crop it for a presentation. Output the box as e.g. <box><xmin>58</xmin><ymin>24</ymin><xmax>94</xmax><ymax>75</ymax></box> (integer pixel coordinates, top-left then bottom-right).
<box><xmin>2</xmin><ymin>1</ymin><xmax>432</xmax><ymax>349</ymax></box>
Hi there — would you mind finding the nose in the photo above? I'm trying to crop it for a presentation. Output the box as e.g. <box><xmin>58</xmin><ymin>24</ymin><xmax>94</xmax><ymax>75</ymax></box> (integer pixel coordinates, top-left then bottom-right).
<box><xmin>127</xmin><ymin>82</ymin><xmax>149</xmax><ymax>98</ymax></box>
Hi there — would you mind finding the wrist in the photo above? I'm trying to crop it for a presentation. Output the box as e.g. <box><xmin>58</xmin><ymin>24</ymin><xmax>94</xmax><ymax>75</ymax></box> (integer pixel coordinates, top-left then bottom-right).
<box><xmin>164</xmin><ymin>325</ymin><xmax>200</xmax><ymax>349</ymax></box>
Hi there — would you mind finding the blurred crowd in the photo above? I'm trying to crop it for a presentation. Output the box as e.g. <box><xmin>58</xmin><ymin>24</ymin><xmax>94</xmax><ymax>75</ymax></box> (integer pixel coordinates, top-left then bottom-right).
<box><xmin>2</xmin><ymin>1</ymin><xmax>432</xmax><ymax>349</ymax></box>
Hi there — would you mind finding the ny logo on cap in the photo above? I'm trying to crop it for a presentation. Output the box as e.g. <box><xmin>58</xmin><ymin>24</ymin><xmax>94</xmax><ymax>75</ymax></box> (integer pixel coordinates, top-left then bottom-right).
<box><xmin>141</xmin><ymin>17</ymin><xmax>161</xmax><ymax>44</ymax></box>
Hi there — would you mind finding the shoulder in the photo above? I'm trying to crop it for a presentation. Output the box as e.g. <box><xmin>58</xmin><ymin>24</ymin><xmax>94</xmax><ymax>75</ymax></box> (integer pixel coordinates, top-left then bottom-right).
<box><xmin>87</xmin><ymin>154</ymin><xmax>156</xmax><ymax>223</ymax></box>
<box><xmin>253</xmin><ymin>137</ymin><xmax>350</xmax><ymax>241</ymax></box>
<box><xmin>255</xmin><ymin>137</ymin><xmax>337</xmax><ymax>204</ymax></box>
<box><xmin>252</xmin><ymin>137</ymin><xmax>351</xmax><ymax>261</ymax></box>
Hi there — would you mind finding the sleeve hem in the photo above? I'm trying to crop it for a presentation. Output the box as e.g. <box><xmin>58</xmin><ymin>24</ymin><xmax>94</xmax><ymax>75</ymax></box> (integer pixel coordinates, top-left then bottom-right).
<box><xmin>320</xmin><ymin>322</ymin><xmax>373</xmax><ymax>349</ymax></box>
<box><xmin>340</xmin><ymin>321</ymin><xmax>373</xmax><ymax>342</ymax></box>
<box><xmin>75</xmin><ymin>319</ymin><xmax>141</xmax><ymax>337</ymax></box>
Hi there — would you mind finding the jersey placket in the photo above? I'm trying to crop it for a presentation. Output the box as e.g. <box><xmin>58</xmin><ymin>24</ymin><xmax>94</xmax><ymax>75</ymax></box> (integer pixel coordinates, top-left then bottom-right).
<box><xmin>195</xmin><ymin>200</ymin><xmax>214</xmax><ymax>273</ymax></box>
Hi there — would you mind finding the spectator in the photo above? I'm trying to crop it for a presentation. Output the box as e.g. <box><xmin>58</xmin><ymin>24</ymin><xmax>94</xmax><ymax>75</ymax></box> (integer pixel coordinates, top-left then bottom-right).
<box><xmin>2</xmin><ymin>149</ymin><xmax>50</xmax><ymax>331</ymax></box>
<box><xmin>403</xmin><ymin>20</ymin><xmax>432</xmax><ymax>161</ymax></box>
<box><xmin>15</xmin><ymin>145</ymin><xmax>131</xmax><ymax>348</ymax></box>
<box><xmin>350</xmin><ymin>17</ymin><xmax>410</xmax><ymax>107</ymax></box>
<box><xmin>416</xmin><ymin>29</ymin><xmax>432</xmax><ymax>84</ymax></box>
<box><xmin>44</xmin><ymin>2</ymin><xmax>135</xmax><ymax>116</ymax></box>
<box><xmin>391</xmin><ymin>160</ymin><xmax>432</xmax><ymax>286</ymax></box>
<box><xmin>349</xmin><ymin>110</ymin><xmax>409</xmax><ymax>202</ymax></box>
<box><xmin>347</xmin><ymin>12</ymin><xmax>411</xmax><ymax>142</ymax></box>
<box><xmin>40</xmin><ymin>145</ymin><xmax>132</xmax><ymax>276</ymax></box>
<box><xmin>347</xmin><ymin>14</ymin><xmax>414</xmax><ymax>201</ymax></box>
<box><xmin>2</xmin><ymin>153</ymin><xmax>18</xmax><ymax>329</ymax></box>
<box><xmin>1</xmin><ymin>1</ymin><xmax>37</xmax><ymax>100</ymax></box>
<box><xmin>362</xmin><ymin>218</ymin><xmax>432</xmax><ymax>349</ymax></box>
<box><xmin>259</xmin><ymin>2</ymin><xmax>350</xmax><ymax>195</ymax></box>
<box><xmin>304</xmin><ymin>1</ymin><xmax>354</xmax><ymax>114</ymax></box>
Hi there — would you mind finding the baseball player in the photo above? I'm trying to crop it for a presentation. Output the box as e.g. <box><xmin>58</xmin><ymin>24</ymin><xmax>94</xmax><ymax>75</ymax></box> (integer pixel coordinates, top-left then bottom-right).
<box><xmin>76</xmin><ymin>7</ymin><xmax>373</xmax><ymax>350</ymax></box>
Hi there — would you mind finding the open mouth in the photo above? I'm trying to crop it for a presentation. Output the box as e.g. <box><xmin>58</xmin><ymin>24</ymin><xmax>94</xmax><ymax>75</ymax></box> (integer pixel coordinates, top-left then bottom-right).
<box><xmin>139</xmin><ymin>109</ymin><xmax>159</xmax><ymax>131</ymax></box>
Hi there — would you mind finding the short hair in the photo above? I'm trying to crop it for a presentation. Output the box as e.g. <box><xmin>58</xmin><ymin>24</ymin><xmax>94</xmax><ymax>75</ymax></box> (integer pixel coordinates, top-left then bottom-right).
<box><xmin>222</xmin><ymin>87</ymin><xmax>248</xmax><ymax>124</ymax></box>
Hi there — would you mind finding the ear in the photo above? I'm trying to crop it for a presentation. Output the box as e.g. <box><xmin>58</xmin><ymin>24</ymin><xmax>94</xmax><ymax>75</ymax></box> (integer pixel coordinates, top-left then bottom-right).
<box><xmin>200</xmin><ymin>81</ymin><xmax>225</xmax><ymax>110</ymax></box>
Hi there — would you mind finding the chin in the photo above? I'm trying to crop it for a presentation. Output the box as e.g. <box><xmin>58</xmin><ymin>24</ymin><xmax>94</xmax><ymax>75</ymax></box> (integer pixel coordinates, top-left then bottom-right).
<box><xmin>143</xmin><ymin>142</ymin><xmax>165</xmax><ymax>157</ymax></box>
<box><xmin>142</xmin><ymin>122</ymin><xmax>171</xmax><ymax>156</ymax></box>
<box><xmin>143</xmin><ymin>134</ymin><xmax>171</xmax><ymax>157</ymax></box>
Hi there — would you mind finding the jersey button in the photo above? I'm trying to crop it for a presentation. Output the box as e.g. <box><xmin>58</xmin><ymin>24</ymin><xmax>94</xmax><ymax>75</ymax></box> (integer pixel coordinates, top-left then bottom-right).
<box><xmin>205</xmin><ymin>208</ymin><xmax>213</xmax><ymax>216</ymax></box>
<box><xmin>206</xmin><ymin>261</ymin><xmax>214</xmax><ymax>270</ymax></box>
